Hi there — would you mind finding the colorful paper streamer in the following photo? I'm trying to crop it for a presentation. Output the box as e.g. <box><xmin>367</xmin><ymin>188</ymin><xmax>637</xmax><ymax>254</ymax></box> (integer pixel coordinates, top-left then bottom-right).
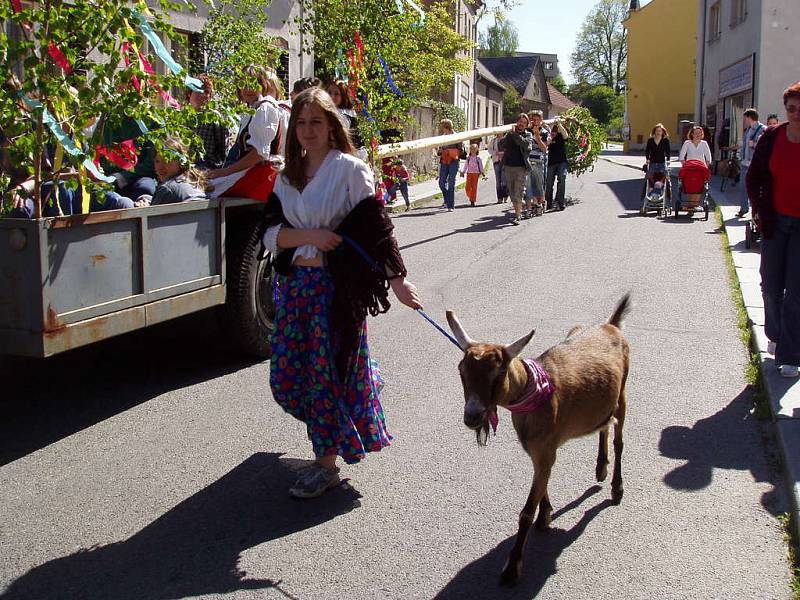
<box><xmin>47</xmin><ymin>43</ymin><xmax>72</xmax><ymax>75</ymax></box>
<box><xmin>18</xmin><ymin>94</ymin><xmax>116</xmax><ymax>183</ymax></box>
<box><xmin>131</xmin><ymin>7</ymin><xmax>204</xmax><ymax>93</ymax></box>
<box><xmin>394</xmin><ymin>0</ymin><xmax>425</xmax><ymax>25</ymax></box>
<box><xmin>377</xmin><ymin>54</ymin><xmax>404</xmax><ymax>97</ymax></box>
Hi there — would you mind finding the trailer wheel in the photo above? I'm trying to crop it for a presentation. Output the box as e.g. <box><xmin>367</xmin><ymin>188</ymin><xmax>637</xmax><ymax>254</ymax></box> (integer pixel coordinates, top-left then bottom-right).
<box><xmin>221</xmin><ymin>220</ymin><xmax>275</xmax><ymax>359</ymax></box>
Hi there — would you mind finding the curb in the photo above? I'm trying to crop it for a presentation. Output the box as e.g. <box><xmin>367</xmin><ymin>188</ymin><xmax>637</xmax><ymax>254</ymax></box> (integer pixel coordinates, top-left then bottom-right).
<box><xmin>385</xmin><ymin>180</ymin><xmax>467</xmax><ymax>214</ymax></box>
<box><xmin>717</xmin><ymin>205</ymin><xmax>800</xmax><ymax>543</ymax></box>
<box><xmin>599</xmin><ymin>156</ymin><xmax>644</xmax><ymax>172</ymax></box>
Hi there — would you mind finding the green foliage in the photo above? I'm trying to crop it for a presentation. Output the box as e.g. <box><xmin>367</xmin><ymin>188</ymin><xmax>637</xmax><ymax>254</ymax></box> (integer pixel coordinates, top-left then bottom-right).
<box><xmin>201</xmin><ymin>0</ymin><xmax>280</xmax><ymax>93</ymax></box>
<box><xmin>478</xmin><ymin>14</ymin><xmax>518</xmax><ymax>57</ymax></box>
<box><xmin>570</xmin><ymin>0</ymin><xmax>628</xmax><ymax>93</ymax></box>
<box><xmin>550</xmin><ymin>74</ymin><xmax>568</xmax><ymax>94</ymax></box>
<box><xmin>502</xmin><ymin>83</ymin><xmax>522</xmax><ymax>123</ymax></box>
<box><xmin>566</xmin><ymin>81</ymin><xmax>593</xmax><ymax>103</ymax></box>
<box><xmin>0</xmin><ymin>0</ymin><xmax>224</xmax><ymax>213</ymax></box>
<box><xmin>293</xmin><ymin>0</ymin><xmax>472</xmax><ymax>154</ymax></box>
<box><xmin>580</xmin><ymin>85</ymin><xmax>623</xmax><ymax>125</ymax></box>
<box><xmin>559</xmin><ymin>105</ymin><xmax>606</xmax><ymax>177</ymax></box>
<box><xmin>429</xmin><ymin>100</ymin><xmax>466</xmax><ymax>132</ymax></box>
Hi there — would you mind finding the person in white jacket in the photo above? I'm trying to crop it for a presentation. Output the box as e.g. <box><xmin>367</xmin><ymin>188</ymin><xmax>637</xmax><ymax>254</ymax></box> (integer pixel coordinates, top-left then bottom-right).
<box><xmin>678</xmin><ymin>125</ymin><xmax>712</xmax><ymax>166</ymax></box>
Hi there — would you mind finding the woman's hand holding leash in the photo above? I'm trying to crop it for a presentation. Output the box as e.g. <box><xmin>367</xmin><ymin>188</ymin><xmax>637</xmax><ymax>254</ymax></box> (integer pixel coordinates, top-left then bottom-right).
<box><xmin>391</xmin><ymin>277</ymin><xmax>423</xmax><ymax>310</ymax></box>
<box><xmin>308</xmin><ymin>229</ymin><xmax>342</xmax><ymax>251</ymax></box>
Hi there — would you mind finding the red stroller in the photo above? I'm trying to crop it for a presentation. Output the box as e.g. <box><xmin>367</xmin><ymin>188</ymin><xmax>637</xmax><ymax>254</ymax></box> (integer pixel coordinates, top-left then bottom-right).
<box><xmin>676</xmin><ymin>160</ymin><xmax>711</xmax><ymax>221</ymax></box>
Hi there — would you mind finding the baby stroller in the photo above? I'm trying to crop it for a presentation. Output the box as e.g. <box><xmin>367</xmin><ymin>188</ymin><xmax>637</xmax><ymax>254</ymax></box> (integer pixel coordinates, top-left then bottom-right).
<box><xmin>675</xmin><ymin>160</ymin><xmax>711</xmax><ymax>221</ymax></box>
<box><xmin>640</xmin><ymin>165</ymin><xmax>672</xmax><ymax>217</ymax></box>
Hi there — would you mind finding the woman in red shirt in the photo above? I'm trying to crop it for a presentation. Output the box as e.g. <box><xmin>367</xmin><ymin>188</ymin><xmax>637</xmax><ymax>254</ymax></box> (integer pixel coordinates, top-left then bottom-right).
<box><xmin>746</xmin><ymin>81</ymin><xmax>800</xmax><ymax>378</ymax></box>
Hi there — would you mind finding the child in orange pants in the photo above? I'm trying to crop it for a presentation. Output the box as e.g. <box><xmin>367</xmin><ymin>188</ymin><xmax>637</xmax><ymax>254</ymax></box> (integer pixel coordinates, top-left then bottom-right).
<box><xmin>460</xmin><ymin>143</ymin><xmax>485</xmax><ymax>206</ymax></box>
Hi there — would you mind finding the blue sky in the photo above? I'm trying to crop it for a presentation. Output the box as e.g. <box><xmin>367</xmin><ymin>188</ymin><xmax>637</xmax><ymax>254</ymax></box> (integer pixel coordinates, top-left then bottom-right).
<box><xmin>479</xmin><ymin>0</ymin><xmax>652</xmax><ymax>84</ymax></box>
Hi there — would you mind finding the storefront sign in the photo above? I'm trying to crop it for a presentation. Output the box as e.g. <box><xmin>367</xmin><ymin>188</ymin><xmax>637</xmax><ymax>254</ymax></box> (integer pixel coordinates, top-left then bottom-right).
<box><xmin>719</xmin><ymin>54</ymin><xmax>754</xmax><ymax>97</ymax></box>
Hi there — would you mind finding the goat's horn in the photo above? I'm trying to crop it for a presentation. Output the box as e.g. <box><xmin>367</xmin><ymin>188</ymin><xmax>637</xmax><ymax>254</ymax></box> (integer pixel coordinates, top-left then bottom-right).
<box><xmin>503</xmin><ymin>329</ymin><xmax>535</xmax><ymax>359</ymax></box>
<box><xmin>446</xmin><ymin>310</ymin><xmax>475</xmax><ymax>350</ymax></box>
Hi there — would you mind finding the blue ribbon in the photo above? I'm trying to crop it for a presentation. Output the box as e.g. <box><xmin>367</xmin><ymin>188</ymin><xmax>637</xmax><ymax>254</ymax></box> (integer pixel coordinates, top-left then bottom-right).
<box><xmin>18</xmin><ymin>94</ymin><xmax>116</xmax><ymax>183</ymax></box>
<box><xmin>378</xmin><ymin>54</ymin><xmax>404</xmax><ymax>97</ymax></box>
<box><xmin>394</xmin><ymin>0</ymin><xmax>425</xmax><ymax>25</ymax></box>
<box><xmin>132</xmin><ymin>8</ymin><xmax>204</xmax><ymax>93</ymax></box>
<box><xmin>334</xmin><ymin>48</ymin><xmax>348</xmax><ymax>82</ymax></box>
<box><xmin>360</xmin><ymin>94</ymin><xmax>376</xmax><ymax>123</ymax></box>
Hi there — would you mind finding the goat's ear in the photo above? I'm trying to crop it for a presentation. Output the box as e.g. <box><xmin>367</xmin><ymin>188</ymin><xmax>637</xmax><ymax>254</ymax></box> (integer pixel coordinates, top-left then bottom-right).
<box><xmin>503</xmin><ymin>329</ymin><xmax>535</xmax><ymax>360</ymax></box>
<box><xmin>446</xmin><ymin>310</ymin><xmax>475</xmax><ymax>351</ymax></box>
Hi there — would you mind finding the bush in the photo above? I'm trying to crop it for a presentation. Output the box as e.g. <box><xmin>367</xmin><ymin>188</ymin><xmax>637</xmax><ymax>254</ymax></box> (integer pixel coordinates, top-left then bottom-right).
<box><xmin>429</xmin><ymin>100</ymin><xmax>467</xmax><ymax>132</ymax></box>
<box><xmin>558</xmin><ymin>106</ymin><xmax>607</xmax><ymax>177</ymax></box>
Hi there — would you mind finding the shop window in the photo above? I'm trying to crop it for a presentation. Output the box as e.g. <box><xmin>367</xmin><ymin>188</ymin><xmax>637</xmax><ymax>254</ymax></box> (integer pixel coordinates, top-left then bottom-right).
<box><xmin>730</xmin><ymin>0</ymin><xmax>747</xmax><ymax>27</ymax></box>
<box><xmin>708</xmin><ymin>1</ymin><xmax>721</xmax><ymax>41</ymax></box>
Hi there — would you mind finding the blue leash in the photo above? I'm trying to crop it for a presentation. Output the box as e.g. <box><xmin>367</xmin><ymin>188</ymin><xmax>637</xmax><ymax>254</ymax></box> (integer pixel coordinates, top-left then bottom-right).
<box><xmin>339</xmin><ymin>235</ymin><xmax>463</xmax><ymax>352</ymax></box>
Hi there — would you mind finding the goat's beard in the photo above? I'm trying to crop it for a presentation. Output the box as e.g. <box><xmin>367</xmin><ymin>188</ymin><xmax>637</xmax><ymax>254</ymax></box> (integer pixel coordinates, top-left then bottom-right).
<box><xmin>476</xmin><ymin>421</ymin><xmax>490</xmax><ymax>446</ymax></box>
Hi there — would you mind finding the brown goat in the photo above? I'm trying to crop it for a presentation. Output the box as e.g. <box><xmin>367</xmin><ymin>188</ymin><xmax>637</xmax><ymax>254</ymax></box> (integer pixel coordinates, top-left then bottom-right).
<box><xmin>446</xmin><ymin>293</ymin><xmax>631</xmax><ymax>585</ymax></box>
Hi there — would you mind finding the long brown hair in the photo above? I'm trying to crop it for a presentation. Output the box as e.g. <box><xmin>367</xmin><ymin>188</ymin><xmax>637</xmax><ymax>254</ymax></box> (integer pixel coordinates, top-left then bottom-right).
<box><xmin>283</xmin><ymin>87</ymin><xmax>356</xmax><ymax>191</ymax></box>
<box><xmin>328</xmin><ymin>80</ymin><xmax>352</xmax><ymax>110</ymax></box>
<box><xmin>160</xmin><ymin>136</ymin><xmax>206</xmax><ymax>189</ymax></box>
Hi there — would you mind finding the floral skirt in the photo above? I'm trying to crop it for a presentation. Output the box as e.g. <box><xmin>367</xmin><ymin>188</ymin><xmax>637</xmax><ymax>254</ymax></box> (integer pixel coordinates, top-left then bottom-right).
<box><xmin>269</xmin><ymin>267</ymin><xmax>392</xmax><ymax>464</ymax></box>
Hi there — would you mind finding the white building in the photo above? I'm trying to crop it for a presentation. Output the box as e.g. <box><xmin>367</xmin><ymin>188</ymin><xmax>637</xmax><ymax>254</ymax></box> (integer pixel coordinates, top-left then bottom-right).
<box><xmin>695</xmin><ymin>0</ymin><xmax>800</xmax><ymax>154</ymax></box>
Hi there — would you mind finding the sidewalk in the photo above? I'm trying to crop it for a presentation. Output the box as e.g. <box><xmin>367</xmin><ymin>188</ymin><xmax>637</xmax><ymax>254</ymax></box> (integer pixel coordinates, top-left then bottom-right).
<box><xmin>602</xmin><ymin>149</ymin><xmax>800</xmax><ymax>540</ymax></box>
<box><xmin>383</xmin><ymin>151</ymin><xmax>489</xmax><ymax>213</ymax></box>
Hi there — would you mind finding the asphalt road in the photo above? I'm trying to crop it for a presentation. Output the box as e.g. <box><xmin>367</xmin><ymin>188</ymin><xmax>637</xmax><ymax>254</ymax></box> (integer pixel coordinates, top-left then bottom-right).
<box><xmin>0</xmin><ymin>159</ymin><xmax>793</xmax><ymax>600</ymax></box>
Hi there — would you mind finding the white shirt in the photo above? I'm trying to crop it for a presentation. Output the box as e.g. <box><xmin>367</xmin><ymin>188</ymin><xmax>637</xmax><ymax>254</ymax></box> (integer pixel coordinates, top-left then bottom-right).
<box><xmin>679</xmin><ymin>140</ymin><xmax>712</xmax><ymax>165</ymax></box>
<box><xmin>263</xmin><ymin>149</ymin><xmax>375</xmax><ymax>262</ymax></box>
<box><xmin>208</xmin><ymin>96</ymin><xmax>281</xmax><ymax>198</ymax></box>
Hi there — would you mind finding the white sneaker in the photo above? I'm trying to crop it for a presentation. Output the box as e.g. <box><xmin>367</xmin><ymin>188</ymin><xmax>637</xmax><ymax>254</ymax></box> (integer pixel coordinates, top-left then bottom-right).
<box><xmin>779</xmin><ymin>365</ymin><xmax>799</xmax><ymax>378</ymax></box>
<box><xmin>767</xmin><ymin>341</ymin><xmax>777</xmax><ymax>355</ymax></box>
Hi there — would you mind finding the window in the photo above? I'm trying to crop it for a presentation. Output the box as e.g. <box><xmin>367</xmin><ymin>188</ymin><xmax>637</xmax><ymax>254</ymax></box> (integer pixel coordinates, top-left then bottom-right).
<box><xmin>708</xmin><ymin>1</ymin><xmax>721</xmax><ymax>41</ymax></box>
<box><xmin>544</xmin><ymin>62</ymin><xmax>554</xmax><ymax>71</ymax></box>
<box><xmin>730</xmin><ymin>0</ymin><xmax>747</xmax><ymax>27</ymax></box>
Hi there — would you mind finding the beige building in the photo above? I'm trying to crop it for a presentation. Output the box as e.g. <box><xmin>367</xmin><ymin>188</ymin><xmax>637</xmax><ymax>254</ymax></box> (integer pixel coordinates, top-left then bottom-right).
<box><xmin>623</xmin><ymin>0</ymin><xmax>698</xmax><ymax>151</ymax></box>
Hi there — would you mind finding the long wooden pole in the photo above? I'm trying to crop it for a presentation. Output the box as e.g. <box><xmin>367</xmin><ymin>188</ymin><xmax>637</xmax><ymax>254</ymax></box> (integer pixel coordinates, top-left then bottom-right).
<box><xmin>375</xmin><ymin>119</ymin><xmax>558</xmax><ymax>159</ymax></box>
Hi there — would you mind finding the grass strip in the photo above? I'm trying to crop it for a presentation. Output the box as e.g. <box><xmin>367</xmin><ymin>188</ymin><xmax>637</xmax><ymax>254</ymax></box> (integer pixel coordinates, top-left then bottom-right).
<box><xmin>778</xmin><ymin>513</ymin><xmax>800</xmax><ymax>599</ymax></box>
<box><xmin>714</xmin><ymin>206</ymin><xmax>769</xmax><ymax>419</ymax></box>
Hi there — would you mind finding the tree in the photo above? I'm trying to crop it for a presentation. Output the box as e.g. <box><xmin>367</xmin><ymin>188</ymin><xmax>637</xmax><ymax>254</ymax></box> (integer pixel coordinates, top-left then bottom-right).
<box><xmin>570</xmin><ymin>0</ymin><xmax>627</xmax><ymax>93</ymax></box>
<box><xmin>566</xmin><ymin>81</ymin><xmax>593</xmax><ymax>103</ymax></box>
<box><xmin>201</xmin><ymin>0</ymin><xmax>280</xmax><ymax>92</ymax></box>
<box><xmin>293</xmin><ymin>0</ymin><xmax>472</xmax><ymax>154</ymax></box>
<box><xmin>502</xmin><ymin>83</ymin><xmax>522</xmax><ymax>123</ymax></box>
<box><xmin>580</xmin><ymin>85</ymin><xmax>623</xmax><ymax>125</ymax></box>
<box><xmin>550</xmin><ymin>74</ymin><xmax>568</xmax><ymax>94</ymax></box>
<box><xmin>478</xmin><ymin>13</ymin><xmax>518</xmax><ymax>57</ymax></box>
<box><xmin>0</xmin><ymin>0</ymin><xmax>221</xmax><ymax>216</ymax></box>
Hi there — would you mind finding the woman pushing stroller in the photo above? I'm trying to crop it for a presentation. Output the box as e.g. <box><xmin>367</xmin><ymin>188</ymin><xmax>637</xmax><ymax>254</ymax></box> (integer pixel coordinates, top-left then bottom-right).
<box><xmin>640</xmin><ymin>123</ymin><xmax>671</xmax><ymax>214</ymax></box>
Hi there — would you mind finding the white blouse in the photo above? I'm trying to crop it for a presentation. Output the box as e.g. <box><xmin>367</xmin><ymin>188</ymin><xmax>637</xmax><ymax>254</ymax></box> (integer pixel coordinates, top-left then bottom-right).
<box><xmin>208</xmin><ymin>96</ymin><xmax>281</xmax><ymax>198</ymax></box>
<box><xmin>262</xmin><ymin>149</ymin><xmax>375</xmax><ymax>262</ymax></box>
<box><xmin>679</xmin><ymin>140</ymin><xmax>712</xmax><ymax>165</ymax></box>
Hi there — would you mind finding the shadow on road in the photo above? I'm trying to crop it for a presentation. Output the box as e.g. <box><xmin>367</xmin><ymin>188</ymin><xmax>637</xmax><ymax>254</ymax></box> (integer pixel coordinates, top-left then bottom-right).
<box><xmin>600</xmin><ymin>177</ymin><xmax>646</xmax><ymax>213</ymax></box>
<box><xmin>399</xmin><ymin>213</ymin><xmax>514</xmax><ymax>251</ymax></box>
<box><xmin>658</xmin><ymin>387</ymin><xmax>784</xmax><ymax>515</ymax></box>
<box><xmin>0</xmin><ymin>309</ymin><xmax>258</xmax><ymax>466</ymax></box>
<box><xmin>434</xmin><ymin>485</ymin><xmax>614</xmax><ymax>600</ymax></box>
<box><xmin>1</xmin><ymin>452</ymin><xmax>361</xmax><ymax>600</ymax></box>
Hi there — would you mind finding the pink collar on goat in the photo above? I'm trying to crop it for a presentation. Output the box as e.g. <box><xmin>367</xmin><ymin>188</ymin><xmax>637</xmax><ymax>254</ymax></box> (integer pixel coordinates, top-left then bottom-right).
<box><xmin>488</xmin><ymin>359</ymin><xmax>554</xmax><ymax>433</ymax></box>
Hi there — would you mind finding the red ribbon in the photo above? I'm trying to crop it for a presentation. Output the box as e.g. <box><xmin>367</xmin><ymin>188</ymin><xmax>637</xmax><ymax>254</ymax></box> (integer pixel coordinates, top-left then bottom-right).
<box><xmin>96</xmin><ymin>139</ymin><xmax>138</xmax><ymax>170</ymax></box>
<box><xmin>48</xmin><ymin>43</ymin><xmax>73</xmax><ymax>75</ymax></box>
<box><xmin>121</xmin><ymin>41</ymin><xmax>181</xmax><ymax>108</ymax></box>
<box><xmin>354</xmin><ymin>31</ymin><xmax>366</xmax><ymax>57</ymax></box>
<box><xmin>10</xmin><ymin>0</ymin><xmax>32</xmax><ymax>30</ymax></box>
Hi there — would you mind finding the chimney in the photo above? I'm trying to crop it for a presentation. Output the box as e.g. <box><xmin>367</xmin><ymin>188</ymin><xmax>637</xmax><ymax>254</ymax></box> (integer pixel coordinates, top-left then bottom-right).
<box><xmin>629</xmin><ymin>0</ymin><xmax>640</xmax><ymax>10</ymax></box>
